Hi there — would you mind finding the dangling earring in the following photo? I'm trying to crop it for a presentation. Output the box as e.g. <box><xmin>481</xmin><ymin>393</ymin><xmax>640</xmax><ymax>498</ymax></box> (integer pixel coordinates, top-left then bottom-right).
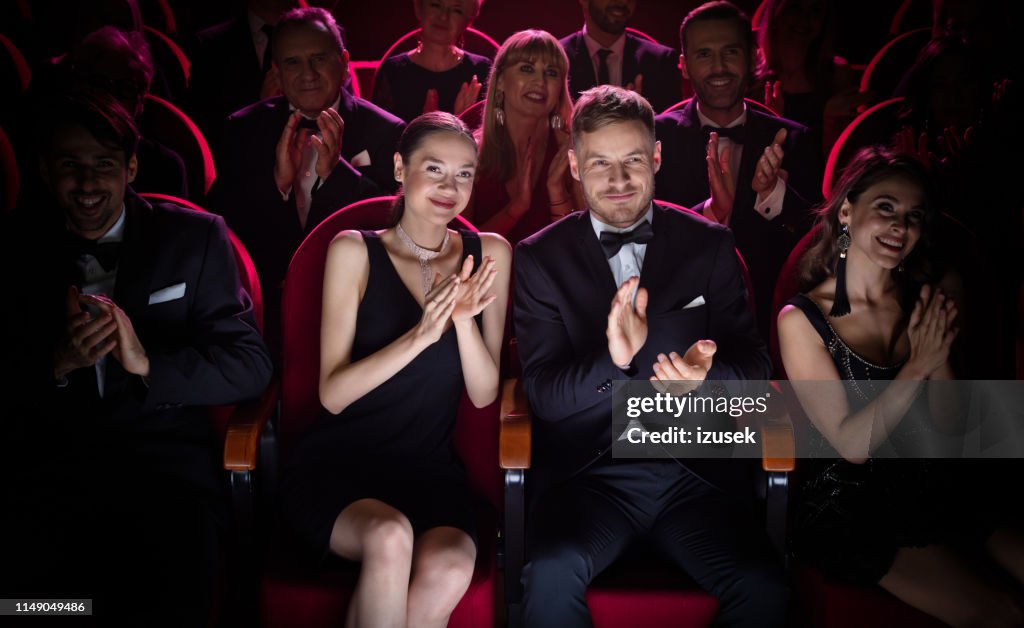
<box><xmin>830</xmin><ymin>224</ymin><xmax>852</xmax><ymax>317</ymax></box>
<box><xmin>495</xmin><ymin>91</ymin><xmax>506</xmax><ymax>126</ymax></box>
<box><xmin>550</xmin><ymin>113</ymin><xmax>563</xmax><ymax>130</ymax></box>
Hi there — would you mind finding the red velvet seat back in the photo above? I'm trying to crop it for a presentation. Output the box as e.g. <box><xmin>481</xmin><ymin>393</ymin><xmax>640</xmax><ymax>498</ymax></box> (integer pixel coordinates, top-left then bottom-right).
<box><xmin>822</xmin><ymin>97</ymin><xmax>905</xmax><ymax>197</ymax></box>
<box><xmin>138</xmin><ymin>94</ymin><xmax>217</xmax><ymax>198</ymax></box>
<box><xmin>457</xmin><ymin>99</ymin><xmax>486</xmax><ymax>132</ymax></box>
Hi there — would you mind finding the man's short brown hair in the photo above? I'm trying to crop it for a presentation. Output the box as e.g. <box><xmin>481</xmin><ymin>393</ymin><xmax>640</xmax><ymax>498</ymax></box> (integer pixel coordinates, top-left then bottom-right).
<box><xmin>571</xmin><ymin>85</ymin><xmax>655</xmax><ymax>148</ymax></box>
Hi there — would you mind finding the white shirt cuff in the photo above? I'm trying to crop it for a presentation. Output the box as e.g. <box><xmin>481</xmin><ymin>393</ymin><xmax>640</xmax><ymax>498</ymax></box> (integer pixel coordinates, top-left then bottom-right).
<box><xmin>754</xmin><ymin>178</ymin><xmax>786</xmax><ymax>220</ymax></box>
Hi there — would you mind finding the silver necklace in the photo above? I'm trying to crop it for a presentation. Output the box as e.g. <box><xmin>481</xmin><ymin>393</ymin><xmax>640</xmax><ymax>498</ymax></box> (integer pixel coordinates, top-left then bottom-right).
<box><xmin>395</xmin><ymin>223</ymin><xmax>450</xmax><ymax>296</ymax></box>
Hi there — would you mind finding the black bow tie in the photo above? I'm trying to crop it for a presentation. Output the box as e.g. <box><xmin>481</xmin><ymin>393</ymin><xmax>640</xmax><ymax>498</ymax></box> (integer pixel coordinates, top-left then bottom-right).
<box><xmin>599</xmin><ymin>220</ymin><xmax>654</xmax><ymax>258</ymax></box>
<box><xmin>296</xmin><ymin>117</ymin><xmax>320</xmax><ymax>132</ymax></box>
<box><xmin>65</xmin><ymin>232</ymin><xmax>122</xmax><ymax>272</ymax></box>
<box><xmin>702</xmin><ymin>124</ymin><xmax>745</xmax><ymax>144</ymax></box>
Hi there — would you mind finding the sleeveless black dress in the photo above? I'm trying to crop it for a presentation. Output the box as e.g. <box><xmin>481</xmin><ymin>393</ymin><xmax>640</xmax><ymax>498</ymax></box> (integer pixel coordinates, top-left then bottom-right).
<box><xmin>282</xmin><ymin>230</ymin><xmax>481</xmax><ymax>558</ymax></box>
<box><xmin>787</xmin><ymin>294</ymin><xmax>997</xmax><ymax>585</ymax></box>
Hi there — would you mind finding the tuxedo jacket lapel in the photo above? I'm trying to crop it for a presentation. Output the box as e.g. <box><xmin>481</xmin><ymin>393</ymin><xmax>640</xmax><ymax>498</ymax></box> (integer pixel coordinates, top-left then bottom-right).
<box><xmin>576</xmin><ymin>214</ymin><xmax>618</xmax><ymax>305</ymax></box>
<box><xmin>108</xmin><ymin>193</ymin><xmax>158</xmax><ymax>398</ymax></box>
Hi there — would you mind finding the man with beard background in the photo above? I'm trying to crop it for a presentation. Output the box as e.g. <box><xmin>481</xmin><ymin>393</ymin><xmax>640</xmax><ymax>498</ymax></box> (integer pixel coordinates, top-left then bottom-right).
<box><xmin>514</xmin><ymin>85</ymin><xmax>786</xmax><ymax>627</ymax></box>
<box><xmin>655</xmin><ymin>1</ymin><xmax>822</xmax><ymax>340</ymax></box>
<box><xmin>560</xmin><ymin>0</ymin><xmax>683</xmax><ymax>113</ymax></box>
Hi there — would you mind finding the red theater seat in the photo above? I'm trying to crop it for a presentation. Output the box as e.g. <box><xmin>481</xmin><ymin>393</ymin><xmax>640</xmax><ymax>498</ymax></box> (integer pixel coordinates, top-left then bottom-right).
<box><xmin>227</xmin><ymin>196</ymin><xmax>499</xmax><ymax>628</ymax></box>
<box><xmin>858</xmin><ymin>28</ymin><xmax>931</xmax><ymax>100</ymax></box>
<box><xmin>138</xmin><ymin>94</ymin><xmax>217</xmax><ymax>200</ymax></box>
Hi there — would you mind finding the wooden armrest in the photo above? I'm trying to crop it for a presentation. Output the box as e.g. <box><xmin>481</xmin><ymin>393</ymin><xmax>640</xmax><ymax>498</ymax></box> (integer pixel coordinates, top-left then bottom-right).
<box><xmin>761</xmin><ymin>418</ymin><xmax>795</xmax><ymax>473</ymax></box>
<box><xmin>223</xmin><ymin>378</ymin><xmax>280</xmax><ymax>471</ymax></box>
<box><xmin>500</xmin><ymin>378</ymin><xmax>532</xmax><ymax>470</ymax></box>
<box><xmin>761</xmin><ymin>381</ymin><xmax>795</xmax><ymax>472</ymax></box>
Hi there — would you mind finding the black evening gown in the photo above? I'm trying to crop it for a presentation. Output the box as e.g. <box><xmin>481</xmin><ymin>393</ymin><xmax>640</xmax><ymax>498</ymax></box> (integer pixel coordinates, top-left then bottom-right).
<box><xmin>786</xmin><ymin>294</ymin><xmax>999</xmax><ymax>585</ymax></box>
<box><xmin>282</xmin><ymin>230</ymin><xmax>481</xmax><ymax>558</ymax></box>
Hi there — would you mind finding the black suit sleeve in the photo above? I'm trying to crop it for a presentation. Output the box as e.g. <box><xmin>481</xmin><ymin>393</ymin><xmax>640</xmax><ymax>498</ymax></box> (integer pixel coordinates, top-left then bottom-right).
<box><xmin>777</xmin><ymin>122</ymin><xmax>823</xmax><ymax>234</ymax></box>
<box><xmin>142</xmin><ymin>214</ymin><xmax>272</xmax><ymax>409</ymax></box>
<box><xmin>704</xmin><ymin>228</ymin><xmax>772</xmax><ymax>381</ymax></box>
<box><xmin>513</xmin><ymin>243</ymin><xmax>626</xmax><ymax>423</ymax></box>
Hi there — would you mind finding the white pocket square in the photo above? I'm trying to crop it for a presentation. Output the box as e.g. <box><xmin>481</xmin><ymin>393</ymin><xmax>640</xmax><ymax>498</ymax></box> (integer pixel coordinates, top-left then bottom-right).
<box><xmin>148</xmin><ymin>282</ymin><xmax>186</xmax><ymax>305</ymax></box>
<box><xmin>350</xmin><ymin>149</ymin><xmax>371</xmax><ymax>168</ymax></box>
<box><xmin>682</xmin><ymin>295</ymin><xmax>706</xmax><ymax>310</ymax></box>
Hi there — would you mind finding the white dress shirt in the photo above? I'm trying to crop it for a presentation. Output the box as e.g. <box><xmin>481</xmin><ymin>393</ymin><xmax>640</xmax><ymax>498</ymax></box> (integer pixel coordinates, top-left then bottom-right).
<box><xmin>590</xmin><ymin>205</ymin><xmax>655</xmax><ymax>289</ymax></box>
<box><xmin>279</xmin><ymin>95</ymin><xmax>342</xmax><ymax>229</ymax></box>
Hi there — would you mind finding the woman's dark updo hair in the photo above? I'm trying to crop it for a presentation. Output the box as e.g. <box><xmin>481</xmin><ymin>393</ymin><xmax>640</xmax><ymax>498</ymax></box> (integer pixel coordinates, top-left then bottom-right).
<box><xmin>801</xmin><ymin>145</ymin><xmax>936</xmax><ymax>291</ymax></box>
<box><xmin>391</xmin><ymin>111</ymin><xmax>477</xmax><ymax>226</ymax></box>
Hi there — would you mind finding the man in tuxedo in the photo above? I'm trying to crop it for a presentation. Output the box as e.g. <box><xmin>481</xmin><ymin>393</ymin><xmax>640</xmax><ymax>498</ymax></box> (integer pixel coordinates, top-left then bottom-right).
<box><xmin>655</xmin><ymin>1</ymin><xmax>822</xmax><ymax>339</ymax></box>
<box><xmin>514</xmin><ymin>85</ymin><xmax>785</xmax><ymax>627</ymax></box>
<box><xmin>0</xmin><ymin>95</ymin><xmax>272</xmax><ymax>625</ymax></box>
<box><xmin>209</xmin><ymin>6</ymin><xmax>404</xmax><ymax>357</ymax></box>
<box><xmin>560</xmin><ymin>0</ymin><xmax>683</xmax><ymax>113</ymax></box>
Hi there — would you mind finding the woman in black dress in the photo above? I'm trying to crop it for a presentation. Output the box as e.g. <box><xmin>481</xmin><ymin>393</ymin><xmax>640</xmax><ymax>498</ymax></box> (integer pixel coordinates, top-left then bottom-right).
<box><xmin>282</xmin><ymin>112</ymin><xmax>510</xmax><ymax>628</ymax></box>
<box><xmin>777</xmin><ymin>146</ymin><xmax>1024</xmax><ymax>626</ymax></box>
<box><xmin>372</xmin><ymin>0</ymin><xmax>491</xmax><ymax>123</ymax></box>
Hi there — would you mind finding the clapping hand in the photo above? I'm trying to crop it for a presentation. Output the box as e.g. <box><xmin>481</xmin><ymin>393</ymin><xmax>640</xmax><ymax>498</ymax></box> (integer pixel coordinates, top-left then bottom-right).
<box><xmin>453</xmin><ymin>76</ymin><xmax>482</xmax><ymax>115</ymax></box>
<box><xmin>607</xmin><ymin>277</ymin><xmax>649</xmax><ymax>368</ymax></box>
<box><xmin>423</xmin><ymin>88</ymin><xmax>440</xmax><ymax>114</ymax></box>
<box><xmin>274</xmin><ymin>109</ymin><xmax>346</xmax><ymax>193</ymax></box>
<box><xmin>78</xmin><ymin>293</ymin><xmax>151</xmax><ymax>377</ymax></box>
<box><xmin>274</xmin><ymin>111</ymin><xmax>307</xmax><ymax>194</ymax></box>
<box><xmin>906</xmin><ymin>285</ymin><xmax>958</xmax><ymax>378</ymax></box>
<box><xmin>413</xmin><ymin>274</ymin><xmax>460</xmax><ymax>346</ymax></box>
<box><xmin>650</xmin><ymin>340</ymin><xmax>717</xmax><ymax>396</ymax></box>
<box><xmin>53</xmin><ymin>285</ymin><xmax>118</xmax><ymax>379</ymax></box>
<box><xmin>451</xmin><ymin>254</ymin><xmax>499</xmax><ymax>323</ymax></box>
<box><xmin>752</xmin><ymin>128</ymin><xmax>788</xmax><ymax>202</ymax></box>
<box><xmin>311</xmin><ymin>108</ymin><xmax>345</xmax><ymax>180</ymax></box>
<box><xmin>706</xmin><ymin>132</ymin><xmax>735</xmax><ymax>224</ymax></box>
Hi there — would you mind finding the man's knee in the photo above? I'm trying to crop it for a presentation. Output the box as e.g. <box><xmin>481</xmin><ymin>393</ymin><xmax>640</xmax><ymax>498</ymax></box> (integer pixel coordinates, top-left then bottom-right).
<box><xmin>523</xmin><ymin>542</ymin><xmax>593</xmax><ymax>594</ymax></box>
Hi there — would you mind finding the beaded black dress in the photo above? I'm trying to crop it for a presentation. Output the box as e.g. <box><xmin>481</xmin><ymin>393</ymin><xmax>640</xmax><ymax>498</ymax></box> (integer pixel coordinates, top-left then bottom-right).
<box><xmin>281</xmin><ymin>230</ymin><xmax>481</xmax><ymax>558</ymax></box>
<box><xmin>786</xmin><ymin>294</ymin><xmax>997</xmax><ymax>585</ymax></box>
